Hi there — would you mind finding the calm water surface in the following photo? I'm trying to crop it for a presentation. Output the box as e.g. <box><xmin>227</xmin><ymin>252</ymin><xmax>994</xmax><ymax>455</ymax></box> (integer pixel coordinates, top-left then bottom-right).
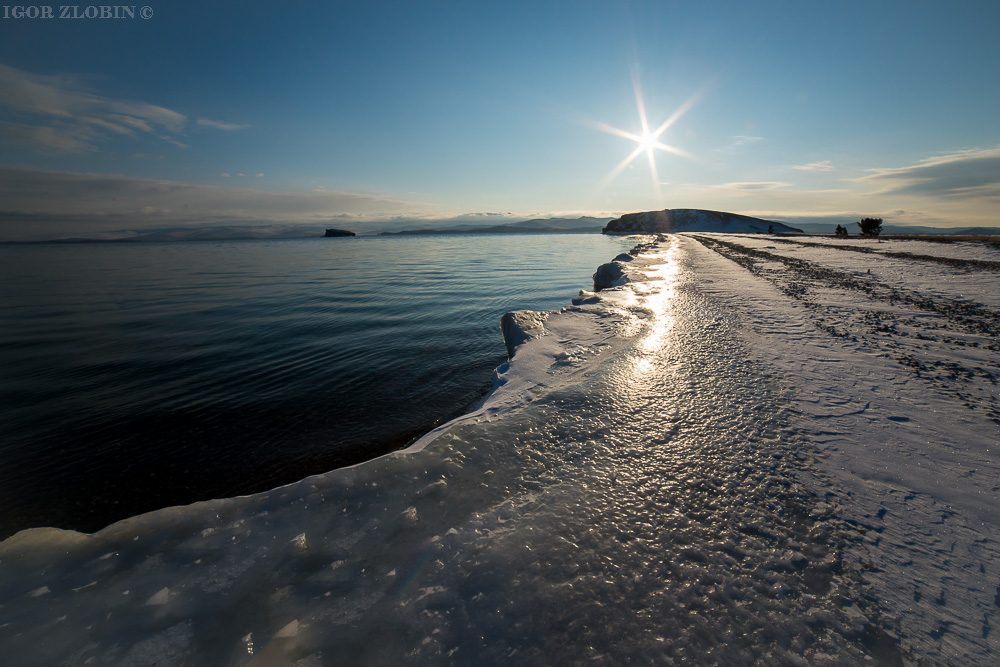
<box><xmin>0</xmin><ymin>233</ymin><xmax>634</xmax><ymax>537</ymax></box>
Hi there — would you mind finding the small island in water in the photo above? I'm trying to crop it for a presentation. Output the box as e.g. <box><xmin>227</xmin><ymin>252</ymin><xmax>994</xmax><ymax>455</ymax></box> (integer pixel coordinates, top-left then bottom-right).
<box><xmin>324</xmin><ymin>228</ymin><xmax>356</xmax><ymax>237</ymax></box>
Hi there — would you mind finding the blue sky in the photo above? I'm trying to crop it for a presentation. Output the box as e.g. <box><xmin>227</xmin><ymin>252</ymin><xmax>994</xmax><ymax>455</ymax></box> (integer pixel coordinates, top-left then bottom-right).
<box><xmin>1</xmin><ymin>0</ymin><xmax>999</xmax><ymax>238</ymax></box>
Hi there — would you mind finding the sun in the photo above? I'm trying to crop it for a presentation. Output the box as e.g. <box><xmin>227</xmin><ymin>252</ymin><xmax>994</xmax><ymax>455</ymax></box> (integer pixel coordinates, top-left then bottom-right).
<box><xmin>638</xmin><ymin>131</ymin><xmax>659</xmax><ymax>153</ymax></box>
<box><xmin>588</xmin><ymin>69</ymin><xmax>702</xmax><ymax>198</ymax></box>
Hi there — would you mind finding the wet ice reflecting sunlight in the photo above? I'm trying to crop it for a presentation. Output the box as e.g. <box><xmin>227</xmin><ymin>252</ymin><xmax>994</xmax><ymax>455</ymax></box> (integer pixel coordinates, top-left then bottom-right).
<box><xmin>631</xmin><ymin>240</ymin><xmax>681</xmax><ymax>360</ymax></box>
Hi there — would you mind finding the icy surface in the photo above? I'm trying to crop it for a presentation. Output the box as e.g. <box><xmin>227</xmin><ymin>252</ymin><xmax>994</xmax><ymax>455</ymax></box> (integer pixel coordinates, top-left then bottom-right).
<box><xmin>2</xmin><ymin>234</ymin><xmax>999</xmax><ymax>665</ymax></box>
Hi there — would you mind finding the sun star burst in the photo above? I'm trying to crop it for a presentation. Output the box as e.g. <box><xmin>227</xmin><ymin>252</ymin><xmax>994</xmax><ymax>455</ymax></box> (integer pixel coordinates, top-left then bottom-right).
<box><xmin>591</xmin><ymin>69</ymin><xmax>700</xmax><ymax>198</ymax></box>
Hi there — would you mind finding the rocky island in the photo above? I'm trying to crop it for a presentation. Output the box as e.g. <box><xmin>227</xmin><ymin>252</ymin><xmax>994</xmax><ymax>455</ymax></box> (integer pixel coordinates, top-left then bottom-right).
<box><xmin>603</xmin><ymin>208</ymin><xmax>803</xmax><ymax>234</ymax></box>
<box><xmin>324</xmin><ymin>228</ymin><xmax>356</xmax><ymax>237</ymax></box>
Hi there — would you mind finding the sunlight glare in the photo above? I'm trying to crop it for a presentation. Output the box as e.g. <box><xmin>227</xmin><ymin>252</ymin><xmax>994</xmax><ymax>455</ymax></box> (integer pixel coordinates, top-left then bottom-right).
<box><xmin>589</xmin><ymin>68</ymin><xmax>703</xmax><ymax>198</ymax></box>
<box><xmin>638</xmin><ymin>132</ymin><xmax>657</xmax><ymax>153</ymax></box>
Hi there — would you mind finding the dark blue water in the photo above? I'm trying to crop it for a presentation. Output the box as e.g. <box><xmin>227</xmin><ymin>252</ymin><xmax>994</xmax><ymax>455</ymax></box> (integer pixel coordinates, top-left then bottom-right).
<box><xmin>0</xmin><ymin>233</ymin><xmax>634</xmax><ymax>537</ymax></box>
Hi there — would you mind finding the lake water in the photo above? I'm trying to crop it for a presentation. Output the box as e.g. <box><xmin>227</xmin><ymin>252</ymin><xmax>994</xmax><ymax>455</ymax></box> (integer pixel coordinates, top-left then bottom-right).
<box><xmin>0</xmin><ymin>233</ymin><xmax>634</xmax><ymax>538</ymax></box>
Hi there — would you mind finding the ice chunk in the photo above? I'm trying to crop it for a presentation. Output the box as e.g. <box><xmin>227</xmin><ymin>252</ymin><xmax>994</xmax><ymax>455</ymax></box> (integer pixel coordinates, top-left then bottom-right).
<box><xmin>275</xmin><ymin>619</ymin><xmax>300</xmax><ymax>638</ymax></box>
<box><xmin>144</xmin><ymin>587</ymin><xmax>171</xmax><ymax>605</ymax></box>
<box><xmin>500</xmin><ymin>309</ymin><xmax>551</xmax><ymax>358</ymax></box>
<box><xmin>592</xmin><ymin>261</ymin><xmax>629</xmax><ymax>290</ymax></box>
<box><xmin>400</xmin><ymin>506</ymin><xmax>419</xmax><ymax>526</ymax></box>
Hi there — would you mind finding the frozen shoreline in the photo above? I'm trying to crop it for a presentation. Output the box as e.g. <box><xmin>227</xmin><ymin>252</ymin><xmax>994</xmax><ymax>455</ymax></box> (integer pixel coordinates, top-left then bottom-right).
<box><xmin>2</xmin><ymin>234</ymin><xmax>998</xmax><ymax>665</ymax></box>
<box><xmin>0</xmin><ymin>233</ymin><xmax>636</xmax><ymax>539</ymax></box>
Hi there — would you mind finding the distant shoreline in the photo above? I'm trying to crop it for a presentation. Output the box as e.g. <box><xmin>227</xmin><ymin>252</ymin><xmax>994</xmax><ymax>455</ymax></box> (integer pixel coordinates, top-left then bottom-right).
<box><xmin>0</xmin><ymin>228</ymin><xmax>607</xmax><ymax>245</ymax></box>
<box><xmin>4</xmin><ymin>229</ymin><xmax>1000</xmax><ymax>246</ymax></box>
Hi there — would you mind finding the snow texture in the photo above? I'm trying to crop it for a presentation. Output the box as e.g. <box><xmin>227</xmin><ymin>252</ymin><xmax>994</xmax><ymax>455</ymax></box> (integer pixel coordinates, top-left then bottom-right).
<box><xmin>1</xmin><ymin>234</ymin><xmax>998</xmax><ymax>666</ymax></box>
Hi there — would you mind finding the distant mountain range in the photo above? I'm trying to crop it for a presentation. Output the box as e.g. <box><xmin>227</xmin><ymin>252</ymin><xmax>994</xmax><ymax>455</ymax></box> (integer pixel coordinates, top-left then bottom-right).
<box><xmin>6</xmin><ymin>217</ymin><xmax>613</xmax><ymax>244</ymax></box>
<box><xmin>16</xmin><ymin>225</ymin><xmax>332</xmax><ymax>244</ymax></box>
<box><xmin>378</xmin><ymin>216</ymin><xmax>612</xmax><ymax>236</ymax></box>
<box><xmin>6</xmin><ymin>215</ymin><xmax>997</xmax><ymax>244</ymax></box>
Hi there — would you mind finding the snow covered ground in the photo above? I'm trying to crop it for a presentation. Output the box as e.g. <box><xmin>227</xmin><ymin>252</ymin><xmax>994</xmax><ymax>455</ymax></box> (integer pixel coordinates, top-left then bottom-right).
<box><xmin>1</xmin><ymin>234</ymin><xmax>997</xmax><ymax>665</ymax></box>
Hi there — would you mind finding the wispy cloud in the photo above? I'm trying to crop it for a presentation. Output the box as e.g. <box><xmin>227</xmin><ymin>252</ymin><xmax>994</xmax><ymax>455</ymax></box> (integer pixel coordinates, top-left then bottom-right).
<box><xmin>0</xmin><ymin>120</ymin><xmax>100</xmax><ymax>153</ymax></box>
<box><xmin>196</xmin><ymin>118</ymin><xmax>251</xmax><ymax>131</ymax></box>
<box><xmin>0</xmin><ymin>64</ymin><xmax>186</xmax><ymax>153</ymax></box>
<box><xmin>860</xmin><ymin>146</ymin><xmax>1000</xmax><ymax>199</ymax></box>
<box><xmin>792</xmin><ymin>160</ymin><xmax>835</xmax><ymax>172</ymax></box>
<box><xmin>711</xmin><ymin>181</ymin><xmax>790</xmax><ymax>191</ymax></box>
<box><xmin>710</xmin><ymin>135</ymin><xmax>765</xmax><ymax>160</ymax></box>
<box><xmin>459</xmin><ymin>211</ymin><xmax>518</xmax><ymax>219</ymax></box>
<box><xmin>743</xmin><ymin>209</ymin><xmax>866</xmax><ymax>220</ymax></box>
<box><xmin>716</xmin><ymin>135</ymin><xmax>765</xmax><ymax>152</ymax></box>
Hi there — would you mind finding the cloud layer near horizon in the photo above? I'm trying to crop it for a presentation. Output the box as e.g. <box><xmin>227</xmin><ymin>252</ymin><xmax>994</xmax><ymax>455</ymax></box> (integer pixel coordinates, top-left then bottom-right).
<box><xmin>860</xmin><ymin>147</ymin><xmax>1000</xmax><ymax>200</ymax></box>
<box><xmin>0</xmin><ymin>168</ymin><xmax>429</xmax><ymax>239</ymax></box>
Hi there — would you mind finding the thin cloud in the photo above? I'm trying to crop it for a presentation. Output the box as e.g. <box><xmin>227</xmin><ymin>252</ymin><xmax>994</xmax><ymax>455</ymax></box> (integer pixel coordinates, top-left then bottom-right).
<box><xmin>0</xmin><ymin>64</ymin><xmax>186</xmax><ymax>153</ymax></box>
<box><xmin>711</xmin><ymin>135</ymin><xmax>765</xmax><ymax>157</ymax></box>
<box><xmin>459</xmin><ymin>212</ymin><xmax>517</xmax><ymax>219</ymax></box>
<box><xmin>860</xmin><ymin>146</ymin><xmax>1000</xmax><ymax>199</ymax></box>
<box><xmin>717</xmin><ymin>135</ymin><xmax>765</xmax><ymax>151</ymax></box>
<box><xmin>792</xmin><ymin>160</ymin><xmax>835</xmax><ymax>172</ymax></box>
<box><xmin>712</xmin><ymin>181</ymin><xmax>790</xmax><ymax>191</ymax></box>
<box><xmin>0</xmin><ymin>120</ymin><xmax>99</xmax><ymax>154</ymax></box>
<box><xmin>163</xmin><ymin>137</ymin><xmax>189</xmax><ymax>150</ymax></box>
<box><xmin>196</xmin><ymin>118</ymin><xmax>251</xmax><ymax>131</ymax></box>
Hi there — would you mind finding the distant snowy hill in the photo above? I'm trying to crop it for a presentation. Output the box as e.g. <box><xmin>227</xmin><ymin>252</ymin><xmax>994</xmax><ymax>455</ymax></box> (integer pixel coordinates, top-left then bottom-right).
<box><xmin>603</xmin><ymin>209</ymin><xmax>803</xmax><ymax>234</ymax></box>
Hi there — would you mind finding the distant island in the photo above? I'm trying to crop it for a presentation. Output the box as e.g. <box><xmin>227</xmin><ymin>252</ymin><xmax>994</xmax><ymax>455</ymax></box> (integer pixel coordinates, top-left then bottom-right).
<box><xmin>324</xmin><ymin>228</ymin><xmax>356</xmax><ymax>237</ymax></box>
